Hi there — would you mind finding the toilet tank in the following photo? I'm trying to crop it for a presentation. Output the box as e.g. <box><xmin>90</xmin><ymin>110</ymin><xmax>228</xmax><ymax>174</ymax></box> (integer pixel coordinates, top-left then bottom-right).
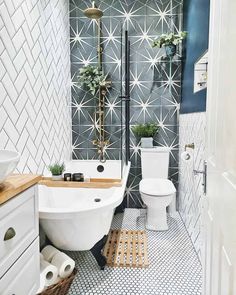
<box><xmin>140</xmin><ymin>147</ymin><xmax>170</xmax><ymax>179</ymax></box>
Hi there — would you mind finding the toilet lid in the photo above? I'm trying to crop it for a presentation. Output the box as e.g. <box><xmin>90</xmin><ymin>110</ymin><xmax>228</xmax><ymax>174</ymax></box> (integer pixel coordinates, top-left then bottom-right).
<box><xmin>140</xmin><ymin>178</ymin><xmax>176</xmax><ymax>196</ymax></box>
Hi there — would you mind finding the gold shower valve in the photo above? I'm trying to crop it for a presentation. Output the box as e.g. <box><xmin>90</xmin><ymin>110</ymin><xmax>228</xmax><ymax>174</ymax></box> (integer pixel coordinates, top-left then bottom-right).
<box><xmin>104</xmin><ymin>140</ymin><xmax>110</xmax><ymax>145</ymax></box>
<box><xmin>92</xmin><ymin>139</ymin><xmax>110</xmax><ymax>147</ymax></box>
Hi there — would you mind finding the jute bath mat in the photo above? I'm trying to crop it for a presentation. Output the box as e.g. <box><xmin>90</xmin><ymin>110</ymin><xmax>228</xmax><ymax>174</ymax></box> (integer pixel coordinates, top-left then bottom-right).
<box><xmin>103</xmin><ymin>229</ymin><xmax>149</xmax><ymax>268</ymax></box>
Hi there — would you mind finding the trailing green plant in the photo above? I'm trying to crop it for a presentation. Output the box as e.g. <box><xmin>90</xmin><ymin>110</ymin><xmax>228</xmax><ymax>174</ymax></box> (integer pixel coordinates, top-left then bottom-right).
<box><xmin>152</xmin><ymin>31</ymin><xmax>187</xmax><ymax>48</ymax></box>
<box><xmin>78</xmin><ymin>65</ymin><xmax>107</xmax><ymax>95</ymax></box>
<box><xmin>131</xmin><ymin>123</ymin><xmax>159</xmax><ymax>138</ymax></box>
<box><xmin>48</xmin><ymin>162</ymin><xmax>65</xmax><ymax>175</ymax></box>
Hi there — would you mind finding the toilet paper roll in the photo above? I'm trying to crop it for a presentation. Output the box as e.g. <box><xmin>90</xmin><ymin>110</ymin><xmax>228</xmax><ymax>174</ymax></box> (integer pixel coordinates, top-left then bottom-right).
<box><xmin>51</xmin><ymin>252</ymin><xmax>75</xmax><ymax>279</ymax></box>
<box><xmin>41</xmin><ymin>245</ymin><xmax>61</xmax><ymax>262</ymax></box>
<box><xmin>181</xmin><ymin>151</ymin><xmax>192</xmax><ymax>162</ymax></box>
<box><xmin>40</xmin><ymin>259</ymin><xmax>59</xmax><ymax>287</ymax></box>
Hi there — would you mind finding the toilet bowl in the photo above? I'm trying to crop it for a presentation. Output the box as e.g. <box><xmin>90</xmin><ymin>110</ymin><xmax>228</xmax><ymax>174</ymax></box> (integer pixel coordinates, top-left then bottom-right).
<box><xmin>140</xmin><ymin>178</ymin><xmax>176</xmax><ymax>231</ymax></box>
<box><xmin>140</xmin><ymin>147</ymin><xmax>177</xmax><ymax>231</ymax></box>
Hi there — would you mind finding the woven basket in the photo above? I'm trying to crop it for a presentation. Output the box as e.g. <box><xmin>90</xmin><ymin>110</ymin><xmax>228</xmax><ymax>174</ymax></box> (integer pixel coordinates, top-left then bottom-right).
<box><xmin>39</xmin><ymin>269</ymin><xmax>77</xmax><ymax>295</ymax></box>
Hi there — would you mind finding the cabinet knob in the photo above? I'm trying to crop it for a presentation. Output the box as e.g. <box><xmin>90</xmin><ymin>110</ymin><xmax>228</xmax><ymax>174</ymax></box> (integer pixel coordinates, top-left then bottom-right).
<box><xmin>4</xmin><ymin>227</ymin><xmax>16</xmax><ymax>241</ymax></box>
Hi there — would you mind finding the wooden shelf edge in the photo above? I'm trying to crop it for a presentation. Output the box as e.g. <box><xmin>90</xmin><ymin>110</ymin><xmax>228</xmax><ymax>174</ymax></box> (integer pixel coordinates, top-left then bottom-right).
<box><xmin>39</xmin><ymin>178</ymin><xmax>122</xmax><ymax>189</ymax></box>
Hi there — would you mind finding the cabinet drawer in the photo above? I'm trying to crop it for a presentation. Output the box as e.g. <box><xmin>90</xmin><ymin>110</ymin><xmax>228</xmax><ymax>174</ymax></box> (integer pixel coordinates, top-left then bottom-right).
<box><xmin>0</xmin><ymin>238</ymin><xmax>40</xmax><ymax>295</ymax></box>
<box><xmin>0</xmin><ymin>186</ymin><xmax>39</xmax><ymax>278</ymax></box>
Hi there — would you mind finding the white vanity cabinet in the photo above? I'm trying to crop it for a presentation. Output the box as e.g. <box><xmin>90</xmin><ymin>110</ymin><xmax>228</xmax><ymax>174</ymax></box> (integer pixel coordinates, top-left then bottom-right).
<box><xmin>0</xmin><ymin>184</ymin><xmax>40</xmax><ymax>295</ymax></box>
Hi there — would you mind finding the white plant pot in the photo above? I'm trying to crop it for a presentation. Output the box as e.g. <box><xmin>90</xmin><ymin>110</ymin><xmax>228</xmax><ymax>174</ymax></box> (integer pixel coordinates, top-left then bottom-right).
<box><xmin>52</xmin><ymin>175</ymin><xmax>62</xmax><ymax>181</ymax></box>
<box><xmin>141</xmin><ymin>137</ymin><xmax>153</xmax><ymax>148</ymax></box>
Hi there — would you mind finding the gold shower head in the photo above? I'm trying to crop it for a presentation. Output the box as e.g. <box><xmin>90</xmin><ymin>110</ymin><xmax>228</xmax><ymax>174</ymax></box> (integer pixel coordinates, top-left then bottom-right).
<box><xmin>84</xmin><ymin>1</ymin><xmax>103</xmax><ymax>19</ymax></box>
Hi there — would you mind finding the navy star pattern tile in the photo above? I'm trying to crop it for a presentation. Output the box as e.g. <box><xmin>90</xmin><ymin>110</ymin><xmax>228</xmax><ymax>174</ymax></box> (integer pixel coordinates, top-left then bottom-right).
<box><xmin>70</xmin><ymin>0</ymin><xmax>183</xmax><ymax>207</ymax></box>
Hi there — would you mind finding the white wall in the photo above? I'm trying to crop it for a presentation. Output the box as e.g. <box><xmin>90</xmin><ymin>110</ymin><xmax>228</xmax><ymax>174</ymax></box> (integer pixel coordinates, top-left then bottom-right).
<box><xmin>0</xmin><ymin>0</ymin><xmax>71</xmax><ymax>173</ymax></box>
<box><xmin>178</xmin><ymin>112</ymin><xmax>206</xmax><ymax>262</ymax></box>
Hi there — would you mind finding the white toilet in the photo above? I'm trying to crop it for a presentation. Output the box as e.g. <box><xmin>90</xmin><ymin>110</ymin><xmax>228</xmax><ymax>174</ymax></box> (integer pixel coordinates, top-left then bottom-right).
<box><xmin>139</xmin><ymin>147</ymin><xmax>176</xmax><ymax>231</ymax></box>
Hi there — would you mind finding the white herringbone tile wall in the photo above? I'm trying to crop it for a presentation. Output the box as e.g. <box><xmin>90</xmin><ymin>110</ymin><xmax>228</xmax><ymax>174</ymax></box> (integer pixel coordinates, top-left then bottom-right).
<box><xmin>179</xmin><ymin>112</ymin><xmax>206</xmax><ymax>263</ymax></box>
<box><xmin>0</xmin><ymin>0</ymin><xmax>71</xmax><ymax>173</ymax></box>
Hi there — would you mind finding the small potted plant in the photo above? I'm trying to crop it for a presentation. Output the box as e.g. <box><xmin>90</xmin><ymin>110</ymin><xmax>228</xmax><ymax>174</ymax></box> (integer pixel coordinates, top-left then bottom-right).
<box><xmin>132</xmin><ymin>123</ymin><xmax>159</xmax><ymax>148</ymax></box>
<box><xmin>152</xmin><ymin>31</ymin><xmax>187</xmax><ymax>57</ymax></box>
<box><xmin>48</xmin><ymin>162</ymin><xmax>65</xmax><ymax>181</ymax></box>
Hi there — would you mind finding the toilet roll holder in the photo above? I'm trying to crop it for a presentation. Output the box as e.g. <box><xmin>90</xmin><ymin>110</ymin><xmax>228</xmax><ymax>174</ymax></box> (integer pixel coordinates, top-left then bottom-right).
<box><xmin>184</xmin><ymin>143</ymin><xmax>195</xmax><ymax>151</ymax></box>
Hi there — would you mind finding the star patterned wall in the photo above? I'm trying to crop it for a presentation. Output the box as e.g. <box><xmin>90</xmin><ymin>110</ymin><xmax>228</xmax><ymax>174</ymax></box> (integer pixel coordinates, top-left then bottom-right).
<box><xmin>70</xmin><ymin>0</ymin><xmax>183</xmax><ymax>207</ymax></box>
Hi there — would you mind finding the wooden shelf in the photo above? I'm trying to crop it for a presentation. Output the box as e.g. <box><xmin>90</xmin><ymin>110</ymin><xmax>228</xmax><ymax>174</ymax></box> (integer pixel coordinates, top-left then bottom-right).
<box><xmin>39</xmin><ymin>177</ymin><xmax>122</xmax><ymax>189</ymax></box>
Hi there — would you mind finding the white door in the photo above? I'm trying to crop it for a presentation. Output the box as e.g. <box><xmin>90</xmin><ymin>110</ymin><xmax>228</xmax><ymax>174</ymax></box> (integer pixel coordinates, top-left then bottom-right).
<box><xmin>204</xmin><ymin>0</ymin><xmax>236</xmax><ymax>294</ymax></box>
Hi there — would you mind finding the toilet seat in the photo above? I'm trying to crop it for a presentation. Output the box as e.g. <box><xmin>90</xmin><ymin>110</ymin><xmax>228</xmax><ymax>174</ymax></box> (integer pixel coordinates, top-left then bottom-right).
<box><xmin>140</xmin><ymin>178</ymin><xmax>176</xmax><ymax>197</ymax></box>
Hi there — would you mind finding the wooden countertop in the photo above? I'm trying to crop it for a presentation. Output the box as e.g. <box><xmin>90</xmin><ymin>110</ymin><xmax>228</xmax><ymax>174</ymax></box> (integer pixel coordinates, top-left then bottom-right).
<box><xmin>0</xmin><ymin>174</ymin><xmax>42</xmax><ymax>206</ymax></box>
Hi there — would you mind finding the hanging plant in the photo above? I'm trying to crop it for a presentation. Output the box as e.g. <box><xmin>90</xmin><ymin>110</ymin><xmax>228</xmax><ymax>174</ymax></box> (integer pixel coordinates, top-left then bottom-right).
<box><xmin>152</xmin><ymin>31</ymin><xmax>187</xmax><ymax>57</ymax></box>
<box><xmin>78</xmin><ymin>65</ymin><xmax>108</xmax><ymax>95</ymax></box>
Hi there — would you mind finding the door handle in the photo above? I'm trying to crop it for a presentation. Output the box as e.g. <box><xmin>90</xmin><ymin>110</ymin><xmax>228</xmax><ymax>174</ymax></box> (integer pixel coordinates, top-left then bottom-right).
<box><xmin>193</xmin><ymin>161</ymin><xmax>207</xmax><ymax>195</ymax></box>
<box><xmin>4</xmin><ymin>227</ymin><xmax>16</xmax><ymax>241</ymax></box>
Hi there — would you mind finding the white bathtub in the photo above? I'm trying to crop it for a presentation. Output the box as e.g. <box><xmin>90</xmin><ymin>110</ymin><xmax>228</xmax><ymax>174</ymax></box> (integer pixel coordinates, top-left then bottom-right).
<box><xmin>39</xmin><ymin>161</ymin><xmax>130</xmax><ymax>251</ymax></box>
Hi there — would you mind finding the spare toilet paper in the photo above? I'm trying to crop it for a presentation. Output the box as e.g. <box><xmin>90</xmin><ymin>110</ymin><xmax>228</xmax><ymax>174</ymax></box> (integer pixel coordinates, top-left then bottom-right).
<box><xmin>38</xmin><ymin>245</ymin><xmax>75</xmax><ymax>293</ymax></box>
<box><xmin>51</xmin><ymin>252</ymin><xmax>75</xmax><ymax>279</ymax></box>
<box><xmin>41</xmin><ymin>245</ymin><xmax>61</xmax><ymax>262</ymax></box>
<box><xmin>40</xmin><ymin>259</ymin><xmax>59</xmax><ymax>287</ymax></box>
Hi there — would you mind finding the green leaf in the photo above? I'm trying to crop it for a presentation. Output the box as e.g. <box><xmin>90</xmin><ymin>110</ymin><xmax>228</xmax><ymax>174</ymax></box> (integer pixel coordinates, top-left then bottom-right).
<box><xmin>131</xmin><ymin>123</ymin><xmax>159</xmax><ymax>138</ymax></box>
<box><xmin>78</xmin><ymin>65</ymin><xmax>111</xmax><ymax>96</ymax></box>
<box><xmin>152</xmin><ymin>31</ymin><xmax>187</xmax><ymax>48</ymax></box>
<box><xmin>48</xmin><ymin>162</ymin><xmax>65</xmax><ymax>175</ymax></box>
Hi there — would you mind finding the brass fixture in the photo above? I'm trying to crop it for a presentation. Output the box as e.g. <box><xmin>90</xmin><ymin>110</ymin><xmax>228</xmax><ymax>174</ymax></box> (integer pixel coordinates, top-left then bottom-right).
<box><xmin>184</xmin><ymin>143</ymin><xmax>195</xmax><ymax>151</ymax></box>
<box><xmin>93</xmin><ymin>139</ymin><xmax>110</xmax><ymax>163</ymax></box>
<box><xmin>84</xmin><ymin>1</ymin><xmax>103</xmax><ymax>19</ymax></box>
<box><xmin>84</xmin><ymin>2</ymin><xmax>110</xmax><ymax>163</ymax></box>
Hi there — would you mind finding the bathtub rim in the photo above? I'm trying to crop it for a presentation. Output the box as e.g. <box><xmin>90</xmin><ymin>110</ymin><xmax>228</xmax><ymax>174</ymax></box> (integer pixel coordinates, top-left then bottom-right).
<box><xmin>38</xmin><ymin>162</ymin><xmax>130</xmax><ymax>219</ymax></box>
<box><xmin>39</xmin><ymin>189</ymin><xmax>121</xmax><ymax>219</ymax></box>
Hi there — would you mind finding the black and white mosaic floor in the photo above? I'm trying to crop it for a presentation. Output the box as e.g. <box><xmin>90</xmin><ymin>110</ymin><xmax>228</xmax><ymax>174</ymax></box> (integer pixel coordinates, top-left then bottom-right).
<box><xmin>67</xmin><ymin>209</ymin><xmax>202</xmax><ymax>295</ymax></box>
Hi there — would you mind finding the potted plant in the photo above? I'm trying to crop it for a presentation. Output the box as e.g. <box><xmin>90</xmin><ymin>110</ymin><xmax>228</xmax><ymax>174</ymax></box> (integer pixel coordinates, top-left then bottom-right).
<box><xmin>48</xmin><ymin>163</ymin><xmax>65</xmax><ymax>181</ymax></box>
<box><xmin>78</xmin><ymin>65</ymin><xmax>111</xmax><ymax>95</ymax></box>
<box><xmin>131</xmin><ymin>123</ymin><xmax>159</xmax><ymax>148</ymax></box>
<box><xmin>152</xmin><ymin>31</ymin><xmax>187</xmax><ymax>57</ymax></box>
